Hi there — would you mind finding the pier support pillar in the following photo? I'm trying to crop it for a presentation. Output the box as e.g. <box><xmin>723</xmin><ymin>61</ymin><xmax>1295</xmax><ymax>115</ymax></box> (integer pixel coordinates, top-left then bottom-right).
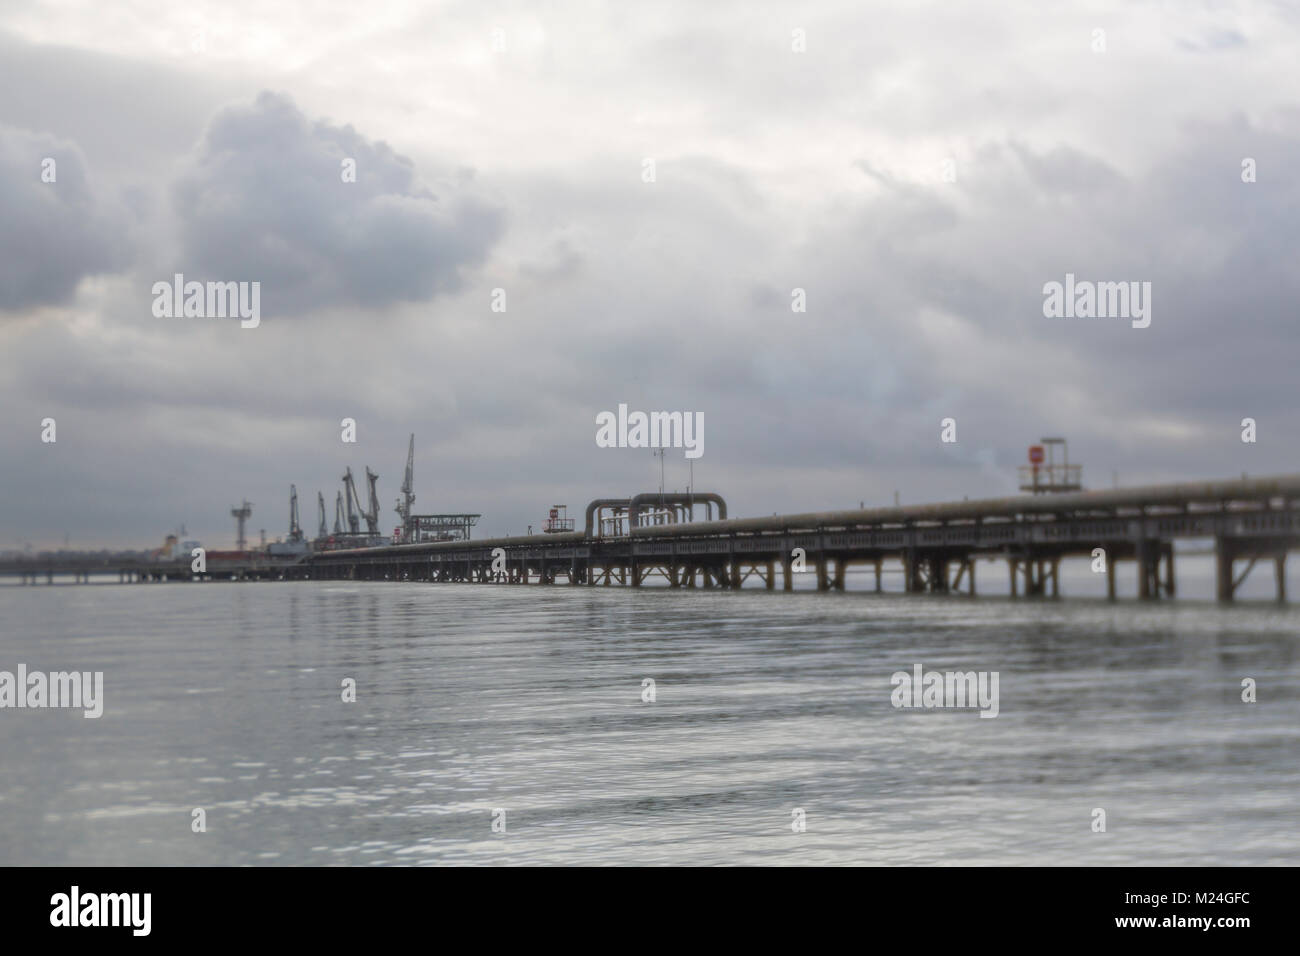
<box><xmin>1215</xmin><ymin>537</ymin><xmax>1235</xmax><ymax>602</ymax></box>
<box><xmin>815</xmin><ymin>555</ymin><xmax>830</xmax><ymax>591</ymax></box>
<box><xmin>952</xmin><ymin>557</ymin><xmax>975</xmax><ymax>596</ymax></box>
<box><xmin>1137</xmin><ymin>540</ymin><xmax>1158</xmax><ymax>600</ymax></box>
<box><xmin>1105</xmin><ymin>551</ymin><xmax>1116</xmax><ymax>601</ymax></box>
<box><xmin>874</xmin><ymin>559</ymin><xmax>882</xmax><ymax>592</ymax></box>
<box><xmin>1014</xmin><ymin>557</ymin><xmax>1049</xmax><ymax>597</ymax></box>
<box><xmin>927</xmin><ymin>556</ymin><xmax>948</xmax><ymax>593</ymax></box>
<box><xmin>782</xmin><ymin>555</ymin><xmax>792</xmax><ymax>591</ymax></box>
<box><xmin>833</xmin><ymin>559</ymin><xmax>846</xmax><ymax>591</ymax></box>
<box><xmin>730</xmin><ymin>560</ymin><xmax>742</xmax><ymax>589</ymax></box>
<box><xmin>1276</xmin><ymin>553</ymin><xmax>1287</xmax><ymax>603</ymax></box>
<box><xmin>766</xmin><ymin>559</ymin><xmax>775</xmax><ymax>590</ymax></box>
<box><xmin>904</xmin><ymin>551</ymin><xmax>922</xmax><ymax>594</ymax></box>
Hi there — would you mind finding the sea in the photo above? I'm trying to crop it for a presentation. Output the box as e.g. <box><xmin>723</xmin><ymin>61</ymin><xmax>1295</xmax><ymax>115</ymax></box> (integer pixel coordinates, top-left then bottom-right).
<box><xmin>1</xmin><ymin>557</ymin><xmax>1297</xmax><ymax>865</ymax></box>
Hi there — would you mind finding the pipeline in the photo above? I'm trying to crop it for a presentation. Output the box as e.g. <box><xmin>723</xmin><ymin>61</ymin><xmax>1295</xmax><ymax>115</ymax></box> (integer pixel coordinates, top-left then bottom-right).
<box><xmin>626</xmin><ymin>492</ymin><xmax>726</xmax><ymax>532</ymax></box>
<box><xmin>584</xmin><ymin>498</ymin><xmax>631</xmax><ymax>537</ymax></box>
<box><xmin>583</xmin><ymin>493</ymin><xmax>728</xmax><ymax>537</ymax></box>
<box><xmin>626</xmin><ymin>473</ymin><xmax>1300</xmax><ymax>539</ymax></box>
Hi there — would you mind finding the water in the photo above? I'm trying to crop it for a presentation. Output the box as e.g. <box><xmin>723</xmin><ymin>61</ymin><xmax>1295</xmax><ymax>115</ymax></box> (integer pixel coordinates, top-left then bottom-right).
<box><xmin>1</xmin><ymin>578</ymin><xmax>1297</xmax><ymax>865</ymax></box>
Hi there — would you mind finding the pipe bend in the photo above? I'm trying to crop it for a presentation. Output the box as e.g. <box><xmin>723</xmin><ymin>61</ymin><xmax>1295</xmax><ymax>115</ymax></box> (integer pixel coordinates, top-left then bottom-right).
<box><xmin>584</xmin><ymin>492</ymin><xmax>728</xmax><ymax>536</ymax></box>
<box><xmin>585</xmin><ymin>498</ymin><xmax>631</xmax><ymax>537</ymax></box>
<box><xmin>626</xmin><ymin>491</ymin><xmax>727</xmax><ymax>530</ymax></box>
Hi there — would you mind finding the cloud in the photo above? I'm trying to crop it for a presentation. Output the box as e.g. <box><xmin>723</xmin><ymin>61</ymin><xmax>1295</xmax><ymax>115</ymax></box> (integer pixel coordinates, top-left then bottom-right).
<box><xmin>2</xmin><ymin>5</ymin><xmax>1300</xmax><ymax>548</ymax></box>
<box><xmin>167</xmin><ymin>91</ymin><xmax>504</xmax><ymax>315</ymax></box>
<box><xmin>0</xmin><ymin>125</ymin><xmax>130</xmax><ymax>313</ymax></box>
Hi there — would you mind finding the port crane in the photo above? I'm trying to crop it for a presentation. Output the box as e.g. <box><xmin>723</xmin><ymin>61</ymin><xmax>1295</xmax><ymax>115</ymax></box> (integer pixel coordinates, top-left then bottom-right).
<box><xmin>364</xmin><ymin>468</ymin><xmax>381</xmax><ymax>534</ymax></box>
<box><xmin>317</xmin><ymin>492</ymin><xmax>327</xmax><ymax>539</ymax></box>
<box><xmin>334</xmin><ymin>491</ymin><xmax>346</xmax><ymax>535</ymax></box>
<box><xmin>335</xmin><ymin>489</ymin><xmax>351</xmax><ymax>535</ymax></box>
<box><xmin>342</xmin><ymin>467</ymin><xmax>382</xmax><ymax>535</ymax></box>
<box><xmin>395</xmin><ymin>434</ymin><xmax>415</xmax><ymax>543</ymax></box>
<box><xmin>288</xmin><ymin>485</ymin><xmax>303</xmax><ymax>541</ymax></box>
<box><xmin>342</xmin><ymin>469</ymin><xmax>361</xmax><ymax>533</ymax></box>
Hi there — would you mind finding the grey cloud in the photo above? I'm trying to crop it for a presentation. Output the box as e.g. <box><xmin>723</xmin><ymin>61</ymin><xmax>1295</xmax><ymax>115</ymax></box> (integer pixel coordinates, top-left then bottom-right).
<box><xmin>0</xmin><ymin>125</ymin><xmax>129</xmax><ymax>312</ymax></box>
<box><xmin>1007</xmin><ymin>142</ymin><xmax>1124</xmax><ymax>195</ymax></box>
<box><xmin>3</xmin><ymin>6</ymin><xmax>1300</xmax><ymax>549</ymax></box>
<box><xmin>168</xmin><ymin>92</ymin><xmax>504</xmax><ymax>315</ymax></box>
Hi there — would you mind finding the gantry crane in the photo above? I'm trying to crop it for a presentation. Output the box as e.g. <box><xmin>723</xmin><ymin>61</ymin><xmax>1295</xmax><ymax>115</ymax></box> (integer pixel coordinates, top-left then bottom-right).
<box><xmin>288</xmin><ymin>485</ymin><xmax>303</xmax><ymax>541</ymax></box>
<box><xmin>342</xmin><ymin>467</ymin><xmax>380</xmax><ymax>535</ymax></box>
<box><xmin>364</xmin><ymin>467</ymin><xmax>381</xmax><ymax>535</ymax></box>
<box><xmin>342</xmin><ymin>468</ymin><xmax>362</xmax><ymax>533</ymax></box>
<box><xmin>395</xmin><ymin>434</ymin><xmax>415</xmax><ymax>543</ymax></box>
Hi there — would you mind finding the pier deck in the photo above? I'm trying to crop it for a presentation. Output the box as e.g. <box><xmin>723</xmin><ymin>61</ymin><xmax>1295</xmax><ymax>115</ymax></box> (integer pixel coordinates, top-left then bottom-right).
<box><xmin>302</xmin><ymin>474</ymin><xmax>1300</xmax><ymax>602</ymax></box>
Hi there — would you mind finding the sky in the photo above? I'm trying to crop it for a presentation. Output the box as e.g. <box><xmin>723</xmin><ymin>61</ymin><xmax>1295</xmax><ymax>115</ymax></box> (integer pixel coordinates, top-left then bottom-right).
<box><xmin>2</xmin><ymin>0</ymin><xmax>1298</xmax><ymax>550</ymax></box>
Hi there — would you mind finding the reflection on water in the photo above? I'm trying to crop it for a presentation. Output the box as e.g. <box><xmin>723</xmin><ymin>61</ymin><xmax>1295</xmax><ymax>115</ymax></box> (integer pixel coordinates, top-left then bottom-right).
<box><xmin>1</xmin><ymin>579</ymin><xmax>1297</xmax><ymax>865</ymax></box>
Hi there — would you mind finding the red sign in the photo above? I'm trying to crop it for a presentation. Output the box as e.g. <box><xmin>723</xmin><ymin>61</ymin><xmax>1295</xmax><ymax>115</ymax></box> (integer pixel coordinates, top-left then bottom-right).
<box><xmin>1028</xmin><ymin>445</ymin><xmax>1045</xmax><ymax>465</ymax></box>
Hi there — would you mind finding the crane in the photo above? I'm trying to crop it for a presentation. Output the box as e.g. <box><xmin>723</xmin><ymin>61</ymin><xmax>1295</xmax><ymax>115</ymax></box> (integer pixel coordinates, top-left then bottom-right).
<box><xmin>333</xmin><ymin>491</ymin><xmax>346</xmax><ymax>535</ymax></box>
<box><xmin>395</xmin><ymin>434</ymin><xmax>415</xmax><ymax>543</ymax></box>
<box><xmin>288</xmin><ymin>484</ymin><xmax>303</xmax><ymax>541</ymax></box>
<box><xmin>342</xmin><ymin>469</ymin><xmax>362</xmax><ymax>534</ymax></box>
<box><xmin>364</xmin><ymin>467</ymin><xmax>381</xmax><ymax>534</ymax></box>
<box><xmin>341</xmin><ymin>467</ymin><xmax>380</xmax><ymax>534</ymax></box>
<box><xmin>317</xmin><ymin>492</ymin><xmax>327</xmax><ymax>539</ymax></box>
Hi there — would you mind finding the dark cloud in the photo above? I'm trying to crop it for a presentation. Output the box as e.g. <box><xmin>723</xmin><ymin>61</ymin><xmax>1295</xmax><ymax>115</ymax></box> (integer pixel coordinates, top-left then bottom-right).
<box><xmin>168</xmin><ymin>92</ymin><xmax>504</xmax><ymax>315</ymax></box>
<box><xmin>0</xmin><ymin>125</ymin><xmax>129</xmax><ymax>312</ymax></box>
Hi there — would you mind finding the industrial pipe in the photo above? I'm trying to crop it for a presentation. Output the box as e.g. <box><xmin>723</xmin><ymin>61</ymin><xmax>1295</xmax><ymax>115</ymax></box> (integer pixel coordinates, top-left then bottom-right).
<box><xmin>584</xmin><ymin>498</ymin><xmax>631</xmax><ymax>537</ymax></box>
<box><xmin>626</xmin><ymin>492</ymin><xmax>727</xmax><ymax>531</ymax></box>
<box><xmin>627</xmin><ymin>473</ymin><xmax>1300</xmax><ymax>539</ymax></box>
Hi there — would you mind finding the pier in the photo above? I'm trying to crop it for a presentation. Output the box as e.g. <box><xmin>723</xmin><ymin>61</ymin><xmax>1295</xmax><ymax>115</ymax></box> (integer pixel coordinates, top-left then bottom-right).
<box><xmin>5</xmin><ymin>474</ymin><xmax>1299</xmax><ymax>602</ymax></box>
<box><xmin>304</xmin><ymin>474</ymin><xmax>1300</xmax><ymax>602</ymax></box>
<box><xmin>0</xmin><ymin>553</ymin><xmax>307</xmax><ymax>585</ymax></box>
